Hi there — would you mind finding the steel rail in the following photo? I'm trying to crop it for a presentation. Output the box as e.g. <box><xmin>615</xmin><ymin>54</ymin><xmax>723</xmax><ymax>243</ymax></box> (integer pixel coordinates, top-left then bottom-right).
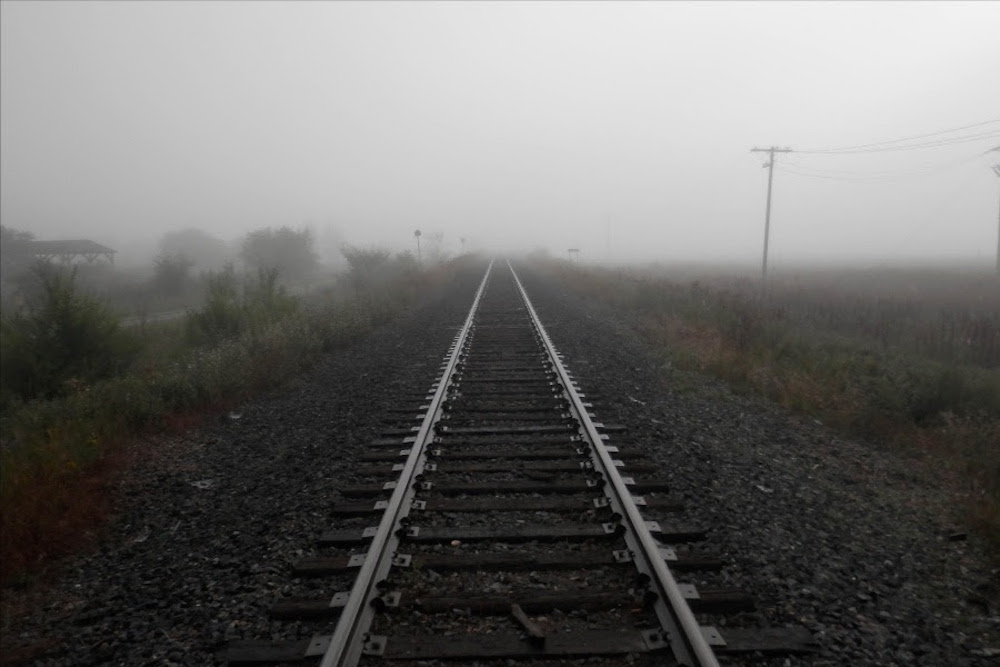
<box><xmin>319</xmin><ymin>260</ymin><xmax>494</xmax><ymax>667</ymax></box>
<box><xmin>508</xmin><ymin>260</ymin><xmax>720</xmax><ymax>667</ymax></box>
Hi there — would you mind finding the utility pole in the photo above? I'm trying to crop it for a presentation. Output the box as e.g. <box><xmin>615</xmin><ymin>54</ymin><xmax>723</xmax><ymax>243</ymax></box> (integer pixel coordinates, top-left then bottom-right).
<box><xmin>750</xmin><ymin>146</ymin><xmax>792</xmax><ymax>281</ymax></box>
<box><xmin>993</xmin><ymin>164</ymin><xmax>1000</xmax><ymax>275</ymax></box>
<box><xmin>605</xmin><ymin>214</ymin><xmax>611</xmax><ymax>263</ymax></box>
<box><xmin>414</xmin><ymin>229</ymin><xmax>422</xmax><ymax>263</ymax></box>
<box><xmin>989</xmin><ymin>145</ymin><xmax>1000</xmax><ymax>276</ymax></box>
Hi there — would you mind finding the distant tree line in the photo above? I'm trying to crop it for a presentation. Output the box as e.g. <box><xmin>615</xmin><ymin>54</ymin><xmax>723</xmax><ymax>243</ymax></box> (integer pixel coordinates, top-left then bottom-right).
<box><xmin>147</xmin><ymin>226</ymin><xmax>319</xmax><ymax>296</ymax></box>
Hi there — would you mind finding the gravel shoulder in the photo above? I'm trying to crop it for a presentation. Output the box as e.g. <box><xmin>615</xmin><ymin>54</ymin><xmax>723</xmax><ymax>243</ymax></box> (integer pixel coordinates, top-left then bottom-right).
<box><xmin>3</xmin><ymin>260</ymin><xmax>998</xmax><ymax>666</ymax></box>
<box><xmin>516</xmin><ymin>262</ymin><xmax>1000</xmax><ymax>666</ymax></box>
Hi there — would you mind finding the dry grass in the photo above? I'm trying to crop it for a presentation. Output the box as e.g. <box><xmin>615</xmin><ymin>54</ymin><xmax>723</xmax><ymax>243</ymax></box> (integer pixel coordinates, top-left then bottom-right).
<box><xmin>0</xmin><ymin>436</ymin><xmax>126</xmax><ymax>587</ymax></box>
<box><xmin>0</xmin><ymin>257</ymin><xmax>469</xmax><ymax>587</ymax></box>
<box><xmin>542</xmin><ymin>259</ymin><xmax>1000</xmax><ymax>561</ymax></box>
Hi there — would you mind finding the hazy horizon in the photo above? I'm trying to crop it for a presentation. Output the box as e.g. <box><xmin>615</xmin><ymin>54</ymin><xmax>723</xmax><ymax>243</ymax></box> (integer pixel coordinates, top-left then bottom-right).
<box><xmin>2</xmin><ymin>1</ymin><xmax>999</xmax><ymax>270</ymax></box>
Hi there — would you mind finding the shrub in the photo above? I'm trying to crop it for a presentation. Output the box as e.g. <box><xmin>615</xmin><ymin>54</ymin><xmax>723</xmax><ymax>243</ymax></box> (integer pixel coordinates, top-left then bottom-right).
<box><xmin>152</xmin><ymin>252</ymin><xmax>194</xmax><ymax>296</ymax></box>
<box><xmin>0</xmin><ymin>263</ymin><xmax>137</xmax><ymax>405</ymax></box>
<box><xmin>909</xmin><ymin>365</ymin><xmax>1000</xmax><ymax>425</ymax></box>
<box><xmin>185</xmin><ymin>266</ymin><xmax>244</xmax><ymax>346</ymax></box>
<box><xmin>241</xmin><ymin>226</ymin><xmax>319</xmax><ymax>280</ymax></box>
<box><xmin>185</xmin><ymin>267</ymin><xmax>298</xmax><ymax>346</ymax></box>
<box><xmin>243</xmin><ymin>268</ymin><xmax>298</xmax><ymax>331</ymax></box>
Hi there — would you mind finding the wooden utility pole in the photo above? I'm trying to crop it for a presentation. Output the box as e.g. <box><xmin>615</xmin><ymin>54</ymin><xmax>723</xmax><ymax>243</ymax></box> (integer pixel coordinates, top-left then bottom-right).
<box><xmin>750</xmin><ymin>147</ymin><xmax>792</xmax><ymax>280</ymax></box>
<box><xmin>993</xmin><ymin>163</ymin><xmax>1000</xmax><ymax>276</ymax></box>
<box><xmin>987</xmin><ymin>146</ymin><xmax>1000</xmax><ymax>275</ymax></box>
<box><xmin>605</xmin><ymin>215</ymin><xmax>611</xmax><ymax>263</ymax></box>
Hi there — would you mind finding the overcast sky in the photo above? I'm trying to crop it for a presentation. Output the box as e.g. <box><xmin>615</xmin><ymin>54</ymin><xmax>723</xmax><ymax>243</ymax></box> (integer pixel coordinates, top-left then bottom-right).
<box><xmin>2</xmin><ymin>1</ymin><xmax>998</xmax><ymax>267</ymax></box>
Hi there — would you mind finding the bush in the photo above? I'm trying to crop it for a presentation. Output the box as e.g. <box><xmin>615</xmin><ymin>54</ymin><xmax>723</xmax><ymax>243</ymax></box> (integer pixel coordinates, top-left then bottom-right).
<box><xmin>340</xmin><ymin>245</ymin><xmax>392</xmax><ymax>294</ymax></box>
<box><xmin>241</xmin><ymin>226</ymin><xmax>319</xmax><ymax>281</ymax></box>
<box><xmin>243</xmin><ymin>268</ymin><xmax>298</xmax><ymax>330</ymax></box>
<box><xmin>0</xmin><ymin>263</ymin><xmax>137</xmax><ymax>405</ymax></box>
<box><xmin>152</xmin><ymin>252</ymin><xmax>194</xmax><ymax>296</ymax></box>
<box><xmin>185</xmin><ymin>266</ymin><xmax>243</xmax><ymax>346</ymax></box>
<box><xmin>185</xmin><ymin>267</ymin><xmax>299</xmax><ymax>346</ymax></box>
<box><xmin>909</xmin><ymin>365</ymin><xmax>1000</xmax><ymax>425</ymax></box>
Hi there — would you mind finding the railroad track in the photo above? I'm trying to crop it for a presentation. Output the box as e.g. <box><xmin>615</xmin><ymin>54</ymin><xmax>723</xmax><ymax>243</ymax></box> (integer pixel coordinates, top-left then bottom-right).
<box><xmin>224</xmin><ymin>260</ymin><xmax>815</xmax><ymax>666</ymax></box>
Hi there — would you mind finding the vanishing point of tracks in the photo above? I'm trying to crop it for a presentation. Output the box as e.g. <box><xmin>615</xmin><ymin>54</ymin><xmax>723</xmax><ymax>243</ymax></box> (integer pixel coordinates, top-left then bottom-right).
<box><xmin>225</xmin><ymin>260</ymin><xmax>815</xmax><ymax>666</ymax></box>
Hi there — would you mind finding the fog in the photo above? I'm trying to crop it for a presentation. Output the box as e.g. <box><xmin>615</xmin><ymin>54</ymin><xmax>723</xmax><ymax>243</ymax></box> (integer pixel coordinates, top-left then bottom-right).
<box><xmin>2</xmin><ymin>1</ymin><xmax>999</xmax><ymax>269</ymax></box>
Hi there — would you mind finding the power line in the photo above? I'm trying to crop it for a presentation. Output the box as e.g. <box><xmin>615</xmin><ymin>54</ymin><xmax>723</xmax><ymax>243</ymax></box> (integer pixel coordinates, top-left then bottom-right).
<box><xmin>794</xmin><ymin>119</ymin><xmax>1000</xmax><ymax>154</ymax></box>
<box><xmin>775</xmin><ymin>165</ymin><xmax>888</xmax><ymax>183</ymax></box>
<box><xmin>777</xmin><ymin>153</ymin><xmax>983</xmax><ymax>183</ymax></box>
<box><xmin>795</xmin><ymin>129</ymin><xmax>1000</xmax><ymax>155</ymax></box>
<box><xmin>750</xmin><ymin>128</ymin><xmax>1000</xmax><ymax>272</ymax></box>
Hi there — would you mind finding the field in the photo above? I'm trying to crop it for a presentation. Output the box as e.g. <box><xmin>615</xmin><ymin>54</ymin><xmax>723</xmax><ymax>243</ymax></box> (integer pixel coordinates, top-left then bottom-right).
<box><xmin>543</xmin><ymin>259</ymin><xmax>1000</xmax><ymax>558</ymax></box>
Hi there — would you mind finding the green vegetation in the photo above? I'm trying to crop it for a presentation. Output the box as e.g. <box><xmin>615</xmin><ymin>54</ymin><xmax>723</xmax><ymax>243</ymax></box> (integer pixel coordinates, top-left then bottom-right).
<box><xmin>184</xmin><ymin>266</ymin><xmax>298</xmax><ymax>346</ymax></box>
<box><xmin>541</xmin><ymin>260</ymin><xmax>1000</xmax><ymax>559</ymax></box>
<box><xmin>241</xmin><ymin>226</ymin><xmax>319</xmax><ymax>280</ymax></box>
<box><xmin>1</xmin><ymin>264</ymin><xmax>138</xmax><ymax>405</ymax></box>
<box><xmin>0</xmin><ymin>251</ymin><xmax>461</xmax><ymax>585</ymax></box>
<box><xmin>157</xmin><ymin>227</ymin><xmax>231</xmax><ymax>274</ymax></box>
<box><xmin>151</xmin><ymin>252</ymin><xmax>195</xmax><ymax>297</ymax></box>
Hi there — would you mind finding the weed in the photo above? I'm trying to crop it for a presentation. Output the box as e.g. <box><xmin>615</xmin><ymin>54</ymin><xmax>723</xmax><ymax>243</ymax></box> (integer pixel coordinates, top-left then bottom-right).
<box><xmin>542</xmin><ymin>260</ymin><xmax>1000</xmax><ymax>562</ymax></box>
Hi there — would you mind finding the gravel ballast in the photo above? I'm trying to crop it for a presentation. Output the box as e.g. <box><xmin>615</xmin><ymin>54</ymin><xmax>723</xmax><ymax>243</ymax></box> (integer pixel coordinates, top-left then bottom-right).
<box><xmin>516</xmin><ymin>263</ymin><xmax>999</xmax><ymax>666</ymax></box>
<box><xmin>4</xmin><ymin>259</ymin><xmax>998</xmax><ymax>666</ymax></box>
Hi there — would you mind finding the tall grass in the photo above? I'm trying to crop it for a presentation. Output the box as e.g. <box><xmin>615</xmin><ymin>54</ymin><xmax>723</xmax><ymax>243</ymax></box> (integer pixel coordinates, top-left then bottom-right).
<box><xmin>0</xmin><ymin>256</ymin><xmax>463</xmax><ymax>585</ymax></box>
<box><xmin>539</xmin><ymin>260</ymin><xmax>1000</xmax><ymax>559</ymax></box>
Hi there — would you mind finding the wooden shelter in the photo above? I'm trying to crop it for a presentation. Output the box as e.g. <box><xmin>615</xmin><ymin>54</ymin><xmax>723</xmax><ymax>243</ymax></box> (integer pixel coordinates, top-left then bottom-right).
<box><xmin>19</xmin><ymin>240</ymin><xmax>116</xmax><ymax>265</ymax></box>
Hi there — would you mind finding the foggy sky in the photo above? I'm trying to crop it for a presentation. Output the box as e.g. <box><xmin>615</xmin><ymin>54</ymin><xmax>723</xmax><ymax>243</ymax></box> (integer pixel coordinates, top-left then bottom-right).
<box><xmin>2</xmin><ymin>1</ymin><xmax>999</xmax><ymax>267</ymax></box>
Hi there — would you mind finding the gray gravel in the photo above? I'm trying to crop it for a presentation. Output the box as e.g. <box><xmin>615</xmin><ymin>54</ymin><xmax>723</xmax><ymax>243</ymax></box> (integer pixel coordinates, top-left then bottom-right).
<box><xmin>516</xmin><ymin>262</ymin><xmax>1000</xmax><ymax>666</ymax></box>
<box><xmin>4</xmin><ymin>259</ymin><xmax>998</xmax><ymax>666</ymax></box>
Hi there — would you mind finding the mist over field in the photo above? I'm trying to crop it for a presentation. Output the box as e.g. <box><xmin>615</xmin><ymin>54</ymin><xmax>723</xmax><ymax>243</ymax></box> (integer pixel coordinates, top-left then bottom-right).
<box><xmin>1</xmin><ymin>1</ymin><xmax>999</xmax><ymax>269</ymax></box>
<box><xmin>5</xmin><ymin>6</ymin><xmax>1000</xmax><ymax>659</ymax></box>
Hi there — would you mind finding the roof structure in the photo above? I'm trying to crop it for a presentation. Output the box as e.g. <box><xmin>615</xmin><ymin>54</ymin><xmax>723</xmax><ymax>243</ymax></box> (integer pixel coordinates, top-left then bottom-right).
<box><xmin>18</xmin><ymin>240</ymin><xmax>116</xmax><ymax>264</ymax></box>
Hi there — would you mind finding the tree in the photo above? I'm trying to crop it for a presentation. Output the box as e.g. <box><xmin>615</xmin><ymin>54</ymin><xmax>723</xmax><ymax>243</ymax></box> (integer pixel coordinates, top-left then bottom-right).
<box><xmin>157</xmin><ymin>228</ymin><xmax>230</xmax><ymax>272</ymax></box>
<box><xmin>0</xmin><ymin>224</ymin><xmax>34</xmax><ymax>245</ymax></box>
<box><xmin>152</xmin><ymin>252</ymin><xmax>194</xmax><ymax>296</ymax></box>
<box><xmin>240</xmin><ymin>226</ymin><xmax>319</xmax><ymax>281</ymax></box>
<box><xmin>341</xmin><ymin>245</ymin><xmax>391</xmax><ymax>293</ymax></box>
<box><xmin>0</xmin><ymin>225</ymin><xmax>36</xmax><ymax>282</ymax></box>
<box><xmin>317</xmin><ymin>224</ymin><xmax>348</xmax><ymax>268</ymax></box>
<box><xmin>422</xmin><ymin>231</ymin><xmax>449</xmax><ymax>264</ymax></box>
